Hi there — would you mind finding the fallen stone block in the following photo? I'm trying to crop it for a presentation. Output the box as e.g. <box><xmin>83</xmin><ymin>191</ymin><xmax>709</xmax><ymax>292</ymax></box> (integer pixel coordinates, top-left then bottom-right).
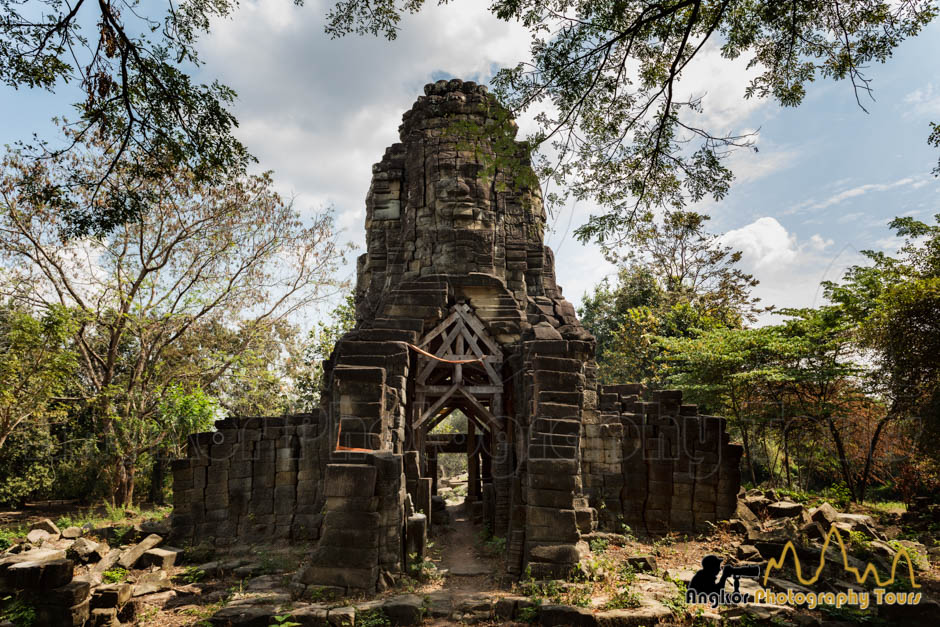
<box><xmin>290</xmin><ymin>603</ymin><xmax>330</xmax><ymax>625</ymax></box>
<box><xmin>48</xmin><ymin>579</ymin><xmax>92</xmax><ymax>606</ymax></box>
<box><xmin>623</xmin><ymin>555</ymin><xmax>658</xmax><ymax>573</ymax></box>
<box><xmin>90</xmin><ymin>582</ymin><xmax>132</xmax><ymax>609</ymax></box>
<box><xmin>138</xmin><ymin>546</ymin><xmax>181</xmax><ymax>569</ymax></box>
<box><xmin>810</xmin><ymin>502</ymin><xmax>839</xmax><ymax>529</ymax></box>
<box><xmin>29</xmin><ymin>519</ymin><xmax>61</xmax><ymax>536</ymax></box>
<box><xmin>117</xmin><ymin>534</ymin><xmax>162</xmax><ymax>569</ymax></box>
<box><xmin>0</xmin><ymin>548</ymin><xmax>66</xmax><ymax>577</ymax></box>
<box><xmin>423</xmin><ymin>590</ymin><xmax>453</xmax><ymax>618</ymax></box>
<box><xmin>61</xmin><ymin>527</ymin><xmax>82</xmax><ymax>540</ymax></box>
<box><xmin>34</xmin><ymin>598</ymin><xmax>89</xmax><ymax>627</ymax></box>
<box><xmin>736</xmin><ymin>545</ymin><xmax>762</xmax><ymax>561</ymax></box>
<box><xmin>88</xmin><ymin>548</ymin><xmax>121</xmax><ymax>584</ymax></box>
<box><xmin>26</xmin><ymin>529</ymin><xmax>54</xmax><ymax>545</ymax></box>
<box><xmin>382</xmin><ymin>593</ymin><xmax>424</xmax><ymax>625</ymax></box>
<box><xmin>6</xmin><ymin>557</ymin><xmax>73</xmax><ymax>590</ymax></box>
<box><xmin>208</xmin><ymin>604</ymin><xmax>273</xmax><ymax>626</ymax></box>
<box><xmin>593</xmin><ymin>604</ymin><xmax>673</xmax><ymax>626</ymax></box>
<box><xmin>327</xmin><ymin>605</ymin><xmax>355</xmax><ymax>626</ymax></box>
<box><xmin>67</xmin><ymin>537</ymin><xmax>99</xmax><ymax>563</ymax></box>
<box><xmin>530</xmin><ymin>544</ymin><xmax>582</xmax><ymax>564</ymax></box>
<box><xmin>132</xmin><ymin>570</ymin><xmax>171</xmax><ymax>596</ymax></box>
<box><xmin>767</xmin><ymin>501</ymin><xmax>803</xmax><ymax>519</ymax></box>
<box><xmin>539</xmin><ymin>603</ymin><xmax>596</xmax><ymax>626</ymax></box>
<box><xmin>89</xmin><ymin>607</ymin><xmax>119</xmax><ymax>627</ymax></box>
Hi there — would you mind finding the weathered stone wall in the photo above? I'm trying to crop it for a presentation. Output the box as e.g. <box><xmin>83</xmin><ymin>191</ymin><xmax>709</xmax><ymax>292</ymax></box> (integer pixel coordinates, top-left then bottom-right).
<box><xmin>580</xmin><ymin>386</ymin><xmax>743</xmax><ymax>534</ymax></box>
<box><xmin>170</xmin><ymin>414</ymin><xmax>325</xmax><ymax>546</ymax></box>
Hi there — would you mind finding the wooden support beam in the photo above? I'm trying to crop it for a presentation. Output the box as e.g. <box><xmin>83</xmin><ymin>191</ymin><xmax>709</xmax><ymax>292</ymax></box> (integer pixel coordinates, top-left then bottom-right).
<box><xmin>419</xmin><ymin>310</ymin><xmax>459</xmax><ymax>348</ymax></box>
<box><xmin>415</xmin><ymin>321</ymin><xmax>463</xmax><ymax>384</ymax></box>
<box><xmin>457</xmin><ymin>387</ymin><xmax>502</xmax><ymax>433</ymax></box>
<box><xmin>419</xmin><ymin>384</ymin><xmax>503</xmax><ymax>395</ymax></box>
<box><xmin>454</xmin><ymin>305</ymin><xmax>503</xmax><ymax>358</ymax></box>
<box><xmin>415</xmin><ymin>383</ymin><xmax>459</xmax><ymax>429</ymax></box>
<box><xmin>468</xmin><ymin>420</ymin><xmax>479</xmax><ymax>503</ymax></box>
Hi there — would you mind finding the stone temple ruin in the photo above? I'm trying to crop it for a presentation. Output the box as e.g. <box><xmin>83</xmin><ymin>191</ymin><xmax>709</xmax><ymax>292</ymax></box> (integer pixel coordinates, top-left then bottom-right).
<box><xmin>171</xmin><ymin>79</ymin><xmax>743</xmax><ymax>594</ymax></box>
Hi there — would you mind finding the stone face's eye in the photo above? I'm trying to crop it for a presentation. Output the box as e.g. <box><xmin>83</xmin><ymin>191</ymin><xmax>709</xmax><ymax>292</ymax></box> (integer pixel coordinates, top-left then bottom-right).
<box><xmin>460</xmin><ymin>163</ymin><xmax>482</xmax><ymax>178</ymax></box>
<box><xmin>437</xmin><ymin>162</ymin><xmax>455</xmax><ymax>175</ymax></box>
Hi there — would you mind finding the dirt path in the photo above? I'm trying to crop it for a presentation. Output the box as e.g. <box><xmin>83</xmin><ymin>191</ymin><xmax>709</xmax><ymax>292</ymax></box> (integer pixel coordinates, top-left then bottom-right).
<box><xmin>433</xmin><ymin>502</ymin><xmax>500</xmax><ymax>592</ymax></box>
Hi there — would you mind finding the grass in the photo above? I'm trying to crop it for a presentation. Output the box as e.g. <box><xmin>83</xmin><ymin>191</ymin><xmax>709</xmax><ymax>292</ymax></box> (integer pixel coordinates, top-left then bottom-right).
<box><xmin>356</xmin><ymin>608</ymin><xmax>391</xmax><ymax>627</ymax></box>
<box><xmin>604</xmin><ymin>588</ymin><xmax>642</xmax><ymax>609</ymax></box>
<box><xmin>1</xmin><ymin>595</ymin><xmax>36</xmax><ymax>627</ymax></box>
<box><xmin>864</xmin><ymin>500</ymin><xmax>907</xmax><ymax>516</ymax></box>
<box><xmin>476</xmin><ymin>530</ymin><xmax>506</xmax><ymax>557</ymax></box>
<box><xmin>661</xmin><ymin>577</ymin><xmax>688</xmax><ymax>616</ymax></box>
<box><xmin>589</xmin><ymin>537</ymin><xmax>610</xmax><ymax>553</ymax></box>
<box><xmin>0</xmin><ymin>526</ymin><xmax>26</xmax><ymax>551</ymax></box>
<box><xmin>102</xmin><ymin>567</ymin><xmax>128</xmax><ymax>584</ymax></box>
<box><xmin>51</xmin><ymin>502</ymin><xmax>172</xmax><ymax>532</ymax></box>
<box><xmin>174</xmin><ymin>566</ymin><xmax>206</xmax><ymax>584</ymax></box>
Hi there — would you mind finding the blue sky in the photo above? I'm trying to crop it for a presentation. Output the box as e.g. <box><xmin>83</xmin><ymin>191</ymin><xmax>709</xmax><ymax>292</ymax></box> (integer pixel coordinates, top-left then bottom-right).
<box><xmin>1</xmin><ymin>1</ymin><xmax>938</xmax><ymax>325</ymax></box>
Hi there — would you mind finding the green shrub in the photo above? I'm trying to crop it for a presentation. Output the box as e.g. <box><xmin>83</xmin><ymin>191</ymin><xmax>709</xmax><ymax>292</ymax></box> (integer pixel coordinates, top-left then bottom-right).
<box><xmin>1</xmin><ymin>595</ymin><xmax>36</xmax><ymax>627</ymax></box>
<box><xmin>604</xmin><ymin>588</ymin><xmax>641</xmax><ymax>609</ymax></box>
<box><xmin>589</xmin><ymin>537</ymin><xmax>610</xmax><ymax>553</ymax></box>
<box><xmin>356</xmin><ymin>609</ymin><xmax>390</xmax><ymax>627</ymax></box>
<box><xmin>102</xmin><ymin>567</ymin><xmax>127</xmax><ymax>583</ymax></box>
<box><xmin>0</xmin><ymin>422</ymin><xmax>56</xmax><ymax>508</ymax></box>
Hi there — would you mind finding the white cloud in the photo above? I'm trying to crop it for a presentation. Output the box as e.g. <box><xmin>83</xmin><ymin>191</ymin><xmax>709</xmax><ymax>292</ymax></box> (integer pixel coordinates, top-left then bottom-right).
<box><xmin>721</xmin><ymin>217</ymin><xmax>862</xmax><ymax>322</ymax></box>
<box><xmin>676</xmin><ymin>42</ymin><xmax>766</xmax><ymax>132</ymax></box>
<box><xmin>806</xmin><ymin>175</ymin><xmax>926</xmax><ymax>211</ymax></box>
<box><xmin>199</xmin><ymin>0</ymin><xmax>531</xmax><ymax>250</ymax></box>
<box><xmin>903</xmin><ymin>83</ymin><xmax>940</xmax><ymax>117</ymax></box>
<box><xmin>728</xmin><ymin>144</ymin><xmax>800</xmax><ymax>185</ymax></box>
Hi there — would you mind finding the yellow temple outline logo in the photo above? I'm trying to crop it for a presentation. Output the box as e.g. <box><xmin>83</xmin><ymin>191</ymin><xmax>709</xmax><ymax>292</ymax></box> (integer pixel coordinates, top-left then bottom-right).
<box><xmin>762</xmin><ymin>525</ymin><xmax>920</xmax><ymax>589</ymax></box>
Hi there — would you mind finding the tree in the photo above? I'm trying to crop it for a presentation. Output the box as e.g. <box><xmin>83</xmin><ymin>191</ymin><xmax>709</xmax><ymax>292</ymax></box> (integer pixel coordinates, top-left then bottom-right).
<box><xmin>579</xmin><ymin>210</ymin><xmax>761</xmax><ymax>382</ymax></box>
<box><xmin>0</xmin><ymin>0</ymin><xmax>309</xmax><ymax>235</ymax></box>
<box><xmin>298</xmin><ymin>293</ymin><xmax>357</xmax><ymax>410</ymax></box>
<box><xmin>0</xmin><ymin>302</ymin><xmax>76</xmax><ymax>450</ymax></box>
<box><xmin>328</xmin><ymin>0</ymin><xmax>937</xmax><ymax>242</ymax></box>
<box><xmin>825</xmin><ymin>213</ymin><xmax>940</xmax><ymax>501</ymax></box>
<box><xmin>150</xmin><ymin>384</ymin><xmax>219</xmax><ymax>504</ymax></box>
<box><xmin>660</xmin><ymin>326</ymin><xmax>782</xmax><ymax>484</ymax></box>
<box><xmin>0</xmin><ymin>134</ymin><xmax>347</xmax><ymax>504</ymax></box>
<box><xmin>614</xmin><ymin>211</ymin><xmax>764</xmax><ymax>325</ymax></box>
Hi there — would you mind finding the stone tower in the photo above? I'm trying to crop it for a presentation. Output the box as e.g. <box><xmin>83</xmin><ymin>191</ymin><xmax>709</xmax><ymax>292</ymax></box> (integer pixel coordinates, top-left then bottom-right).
<box><xmin>170</xmin><ymin>79</ymin><xmax>742</xmax><ymax>595</ymax></box>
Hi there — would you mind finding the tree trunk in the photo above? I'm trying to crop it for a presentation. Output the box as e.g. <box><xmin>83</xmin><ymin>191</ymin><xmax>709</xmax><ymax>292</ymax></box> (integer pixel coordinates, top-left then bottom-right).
<box><xmin>149</xmin><ymin>453</ymin><xmax>167</xmax><ymax>505</ymax></box>
<box><xmin>113</xmin><ymin>458</ymin><xmax>137</xmax><ymax>507</ymax></box>
<box><xmin>825</xmin><ymin>416</ymin><xmax>857</xmax><ymax>501</ymax></box>
<box><xmin>783</xmin><ymin>424</ymin><xmax>791</xmax><ymax>489</ymax></box>
<box><xmin>741</xmin><ymin>423</ymin><xmax>757</xmax><ymax>485</ymax></box>
<box><xmin>858</xmin><ymin>416</ymin><xmax>892</xmax><ymax>504</ymax></box>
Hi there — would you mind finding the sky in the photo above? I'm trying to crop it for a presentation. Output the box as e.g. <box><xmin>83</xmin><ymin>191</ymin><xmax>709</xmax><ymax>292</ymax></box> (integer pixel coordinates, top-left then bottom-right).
<box><xmin>2</xmin><ymin>1</ymin><xmax>939</xmax><ymax>327</ymax></box>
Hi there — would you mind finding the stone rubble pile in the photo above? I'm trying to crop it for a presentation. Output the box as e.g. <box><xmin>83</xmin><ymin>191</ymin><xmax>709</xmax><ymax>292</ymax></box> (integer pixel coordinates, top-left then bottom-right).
<box><xmin>0</xmin><ymin>518</ymin><xmax>179</xmax><ymax>626</ymax></box>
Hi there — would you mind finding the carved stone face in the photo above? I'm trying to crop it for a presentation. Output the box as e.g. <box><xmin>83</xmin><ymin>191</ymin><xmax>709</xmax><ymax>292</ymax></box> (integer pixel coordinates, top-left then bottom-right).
<box><xmin>429</xmin><ymin>155</ymin><xmax>492</xmax><ymax>220</ymax></box>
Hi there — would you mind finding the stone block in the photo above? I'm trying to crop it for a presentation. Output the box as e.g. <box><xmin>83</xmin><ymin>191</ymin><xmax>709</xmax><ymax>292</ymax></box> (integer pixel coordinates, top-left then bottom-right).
<box><xmin>48</xmin><ymin>579</ymin><xmax>92</xmax><ymax>606</ymax></box>
<box><xmin>5</xmin><ymin>557</ymin><xmax>73</xmax><ymax>590</ymax></box>
<box><xmin>301</xmin><ymin>566</ymin><xmax>378</xmax><ymax>591</ymax></box>
<box><xmin>118</xmin><ymin>534</ymin><xmax>162</xmax><ymax>569</ymax></box>
<box><xmin>138</xmin><ymin>547</ymin><xmax>181</xmax><ymax>570</ymax></box>
<box><xmin>324</xmin><ymin>496</ymin><xmax>379</xmax><ymax>512</ymax></box>
<box><xmin>312</xmin><ymin>545</ymin><xmax>379</xmax><ymax>570</ymax></box>
<box><xmin>527</xmin><ymin>506</ymin><xmax>577</xmax><ymax>529</ymax></box>
<box><xmin>527</xmin><ymin>472</ymin><xmax>580</xmax><ymax>492</ymax></box>
<box><xmin>382</xmin><ymin>594</ymin><xmax>424</xmax><ymax>625</ymax></box>
<box><xmin>525</xmin><ymin>487</ymin><xmax>575</xmax><ymax>509</ymax></box>
<box><xmin>35</xmin><ymin>598</ymin><xmax>89</xmax><ymax>627</ymax></box>
<box><xmin>90</xmin><ymin>583</ymin><xmax>132</xmax><ymax>609</ymax></box>
<box><xmin>324</xmin><ymin>464</ymin><xmax>378</xmax><ymax>498</ymax></box>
